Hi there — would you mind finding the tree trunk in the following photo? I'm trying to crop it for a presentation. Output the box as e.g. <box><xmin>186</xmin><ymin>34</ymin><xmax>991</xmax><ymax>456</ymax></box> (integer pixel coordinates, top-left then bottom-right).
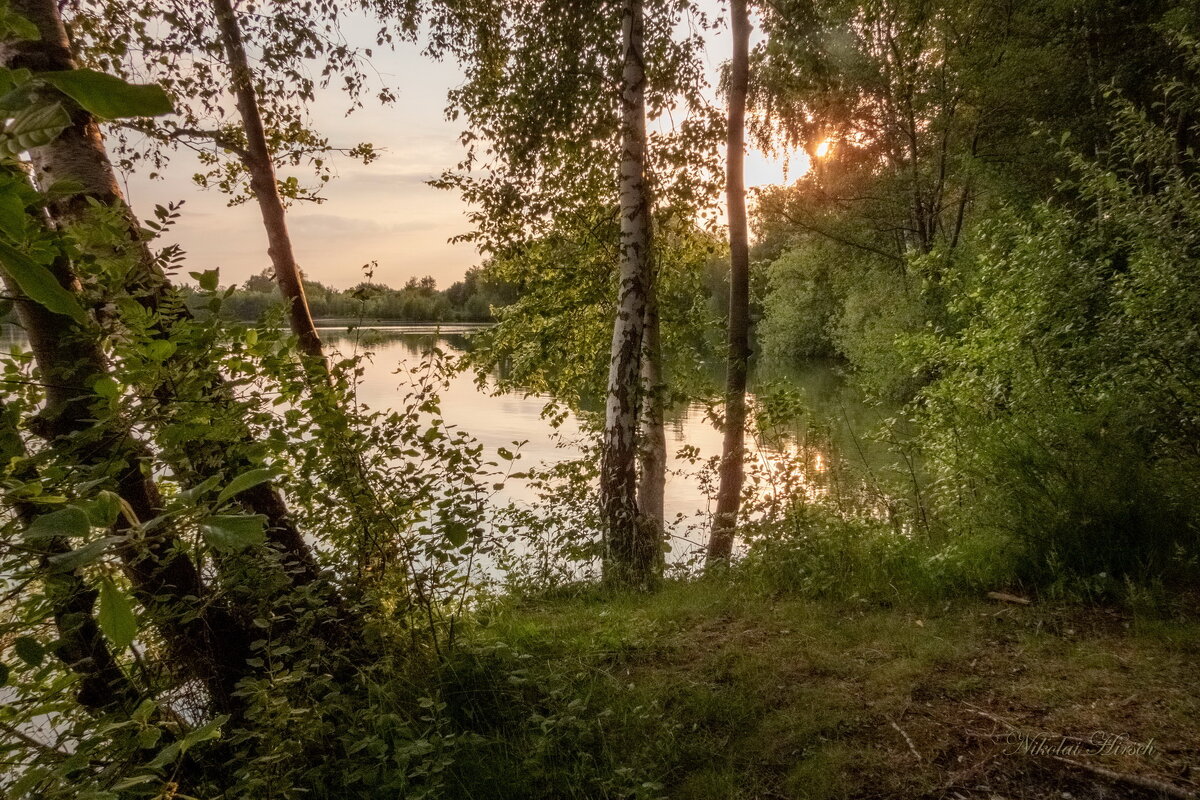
<box><xmin>707</xmin><ymin>0</ymin><xmax>752</xmax><ymax>565</ymax></box>
<box><xmin>601</xmin><ymin>0</ymin><xmax>655</xmax><ymax>590</ymax></box>
<box><xmin>0</xmin><ymin>258</ymin><xmax>252</xmax><ymax>713</ymax></box>
<box><xmin>637</xmin><ymin>257</ymin><xmax>666</xmax><ymax>546</ymax></box>
<box><xmin>3</xmin><ymin>0</ymin><xmax>334</xmax><ymax>602</ymax></box>
<box><xmin>211</xmin><ymin>0</ymin><xmax>325</xmax><ymax>364</ymax></box>
<box><xmin>0</xmin><ymin>402</ymin><xmax>142</xmax><ymax>714</ymax></box>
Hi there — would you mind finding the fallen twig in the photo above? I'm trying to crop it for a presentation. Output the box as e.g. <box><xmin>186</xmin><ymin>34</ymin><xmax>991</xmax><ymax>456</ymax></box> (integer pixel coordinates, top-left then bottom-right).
<box><xmin>1050</xmin><ymin>755</ymin><xmax>1198</xmax><ymax>800</ymax></box>
<box><xmin>886</xmin><ymin>714</ymin><xmax>923</xmax><ymax>762</ymax></box>
<box><xmin>987</xmin><ymin>591</ymin><xmax>1032</xmax><ymax>605</ymax></box>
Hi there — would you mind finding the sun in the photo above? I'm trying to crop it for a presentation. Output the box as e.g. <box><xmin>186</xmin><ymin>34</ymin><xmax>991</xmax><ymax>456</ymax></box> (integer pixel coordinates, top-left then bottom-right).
<box><xmin>745</xmin><ymin>145</ymin><xmax>813</xmax><ymax>189</ymax></box>
<box><xmin>814</xmin><ymin>138</ymin><xmax>833</xmax><ymax>159</ymax></box>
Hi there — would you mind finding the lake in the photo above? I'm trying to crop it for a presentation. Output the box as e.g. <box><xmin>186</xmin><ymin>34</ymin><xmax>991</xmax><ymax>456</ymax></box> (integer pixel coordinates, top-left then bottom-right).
<box><xmin>317</xmin><ymin>324</ymin><xmax>897</xmax><ymax>558</ymax></box>
<box><xmin>0</xmin><ymin>322</ymin><xmax>899</xmax><ymax>559</ymax></box>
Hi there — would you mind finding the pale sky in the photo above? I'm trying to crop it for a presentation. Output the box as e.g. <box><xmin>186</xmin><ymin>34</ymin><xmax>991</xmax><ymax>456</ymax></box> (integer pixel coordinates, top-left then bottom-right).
<box><xmin>118</xmin><ymin>7</ymin><xmax>801</xmax><ymax>291</ymax></box>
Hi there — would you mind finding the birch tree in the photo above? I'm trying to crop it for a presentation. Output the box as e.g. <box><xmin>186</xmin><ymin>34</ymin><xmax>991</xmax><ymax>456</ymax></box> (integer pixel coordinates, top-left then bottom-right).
<box><xmin>601</xmin><ymin>0</ymin><xmax>654</xmax><ymax>587</ymax></box>
<box><xmin>432</xmin><ymin>0</ymin><xmax>716</xmax><ymax>588</ymax></box>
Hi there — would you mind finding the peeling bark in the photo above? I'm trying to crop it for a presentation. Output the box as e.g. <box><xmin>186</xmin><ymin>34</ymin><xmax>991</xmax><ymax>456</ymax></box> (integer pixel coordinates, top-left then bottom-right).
<box><xmin>707</xmin><ymin>0</ymin><xmax>752</xmax><ymax>565</ymax></box>
<box><xmin>601</xmin><ymin>0</ymin><xmax>657</xmax><ymax>590</ymax></box>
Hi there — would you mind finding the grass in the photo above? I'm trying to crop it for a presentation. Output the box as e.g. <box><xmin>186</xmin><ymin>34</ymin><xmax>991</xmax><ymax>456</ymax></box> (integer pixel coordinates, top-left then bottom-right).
<box><xmin>442</xmin><ymin>577</ymin><xmax>1200</xmax><ymax>799</ymax></box>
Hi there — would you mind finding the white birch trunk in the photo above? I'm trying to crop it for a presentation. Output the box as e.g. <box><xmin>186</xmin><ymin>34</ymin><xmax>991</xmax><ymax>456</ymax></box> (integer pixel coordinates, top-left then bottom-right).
<box><xmin>601</xmin><ymin>0</ymin><xmax>655</xmax><ymax>589</ymax></box>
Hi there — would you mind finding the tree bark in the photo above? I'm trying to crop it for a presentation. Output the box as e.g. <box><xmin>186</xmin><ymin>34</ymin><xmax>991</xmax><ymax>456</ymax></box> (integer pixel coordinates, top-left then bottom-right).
<box><xmin>3</xmin><ymin>0</ymin><xmax>333</xmax><ymax>601</ymax></box>
<box><xmin>0</xmin><ymin>402</ymin><xmax>142</xmax><ymax>714</ymax></box>
<box><xmin>211</xmin><ymin>0</ymin><xmax>325</xmax><ymax>365</ymax></box>
<box><xmin>637</xmin><ymin>256</ymin><xmax>666</xmax><ymax>544</ymax></box>
<box><xmin>601</xmin><ymin>0</ymin><xmax>656</xmax><ymax>590</ymax></box>
<box><xmin>0</xmin><ymin>259</ymin><xmax>252</xmax><ymax>713</ymax></box>
<box><xmin>707</xmin><ymin>0</ymin><xmax>752</xmax><ymax>565</ymax></box>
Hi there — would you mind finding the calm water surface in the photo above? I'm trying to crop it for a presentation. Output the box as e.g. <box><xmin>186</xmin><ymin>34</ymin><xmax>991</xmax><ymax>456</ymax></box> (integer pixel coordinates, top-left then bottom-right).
<box><xmin>319</xmin><ymin>325</ymin><xmax>894</xmax><ymax>548</ymax></box>
<box><xmin>1</xmin><ymin>322</ymin><xmax>895</xmax><ymax>551</ymax></box>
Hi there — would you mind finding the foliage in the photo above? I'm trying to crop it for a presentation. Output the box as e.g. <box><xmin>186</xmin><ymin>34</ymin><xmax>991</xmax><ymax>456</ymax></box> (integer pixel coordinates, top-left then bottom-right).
<box><xmin>206</xmin><ymin>265</ymin><xmax>519</xmax><ymax>323</ymax></box>
<box><xmin>916</xmin><ymin>73</ymin><xmax>1200</xmax><ymax>586</ymax></box>
<box><xmin>67</xmin><ymin>0</ymin><xmax>416</xmax><ymax>201</ymax></box>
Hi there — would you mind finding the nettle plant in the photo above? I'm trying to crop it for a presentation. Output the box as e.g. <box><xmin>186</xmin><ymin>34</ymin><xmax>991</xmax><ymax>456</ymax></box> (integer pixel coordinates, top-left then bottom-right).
<box><xmin>0</xmin><ymin>35</ymin><xmax>510</xmax><ymax>800</ymax></box>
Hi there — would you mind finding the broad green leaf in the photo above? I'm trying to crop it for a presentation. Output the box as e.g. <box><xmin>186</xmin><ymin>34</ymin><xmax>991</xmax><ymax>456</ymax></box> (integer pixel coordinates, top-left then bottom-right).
<box><xmin>444</xmin><ymin>521</ymin><xmax>470</xmax><ymax>548</ymax></box>
<box><xmin>146</xmin><ymin>741</ymin><xmax>180</xmax><ymax>770</ymax></box>
<box><xmin>178</xmin><ymin>474</ymin><xmax>222</xmax><ymax>503</ymax></box>
<box><xmin>0</xmin><ymin>11</ymin><xmax>38</xmax><ymax>42</ymax></box>
<box><xmin>25</xmin><ymin>504</ymin><xmax>91</xmax><ymax>539</ymax></box>
<box><xmin>202</xmin><ymin>515</ymin><xmax>266</xmax><ymax>553</ymax></box>
<box><xmin>80</xmin><ymin>490</ymin><xmax>122</xmax><ymax>527</ymax></box>
<box><xmin>144</xmin><ymin>339</ymin><xmax>177</xmax><ymax>361</ymax></box>
<box><xmin>92</xmin><ymin>375</ymin><xmax>119</xmax><ymax>399</ymax></box>
<box><xmin>189</xmin><ymin>269</ymin><xmax>219</xmax><ymax>291</ymax></box>
<box><xmin>98</xmin><ymin>578</ymin><xmax>136</xmax><ymax>649</ymax></box>
<box><xmin>0</xmin><ymin>101</ymin><xmax>70</xmax><ymax>155</ymax></box>
<box><xmin>0</xmin><ymin>240</ymin><xmax>86</xmax><ymax>322</ymax></box>
<box><xmin>216</xmin><ymin>468</ymin><xmax>275</xmax><ymax>505</ymax></box>
<box><xmin>0</xmin><ymin>662</ymin><xmax>9</xmax><ymax>686</ymax></box>
<box><xmin>112</xmin><ymin>775</ymin><xmax>159</xmax><ymax>790</ymax></box>
<box><xmin>0</xmin><ymin>191</ymin><xmax>27</xmax><ymax>239</ymax></box>
<box><xmin>180</xmin><ymin>714</ymin><xmax>228</xmax><ymax>751</ymax></box>
<box><xmin>131</xmin><ymin>699</ymin><xmax>157</xmax><ymax>723</ymax></box>
<box><xmin>37</xmin><ymin>69</ymin><xmax>173</xmax><ymax>119</ymax></box>
<box><xmin>13</xmin><ymin>636</ymin><xmax>43</xmax><ymax>667</ymax></box>
<box><xmin>47</xmin><ymin>535</ymin><xmax>123</xmax><ymax>571</ymax></box>
<box><xmin>136</xmin><ymin>727</ymin><xmax>162</xmax><ymax>749</ymax></box>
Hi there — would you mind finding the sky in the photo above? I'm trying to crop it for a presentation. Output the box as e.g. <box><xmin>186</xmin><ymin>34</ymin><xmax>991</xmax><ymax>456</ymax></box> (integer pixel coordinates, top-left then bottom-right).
<box><xmin>119</xmin><ymin>7</ymin><xmax>802</xmax><ymax>292</ymax></box>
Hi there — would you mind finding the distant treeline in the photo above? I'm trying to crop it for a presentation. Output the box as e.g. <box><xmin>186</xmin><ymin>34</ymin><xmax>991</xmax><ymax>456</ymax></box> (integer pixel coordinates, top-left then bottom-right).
<box><xmin>193</xmin><ymin>266</ymin><xmax>520</xmax><ymax>322</ymax></box>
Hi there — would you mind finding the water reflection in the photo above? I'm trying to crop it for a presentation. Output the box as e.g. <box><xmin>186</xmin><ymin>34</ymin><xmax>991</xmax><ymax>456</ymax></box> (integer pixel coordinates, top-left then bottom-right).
<box><xmin>0</xmin><ymin>320</ymin><xmax>895</xmax><ymax>552</ymax></box>
<box><xmin>319</xmin><ymin>325</ymin><xmax>892</xmax><ymax>551</ymax></box>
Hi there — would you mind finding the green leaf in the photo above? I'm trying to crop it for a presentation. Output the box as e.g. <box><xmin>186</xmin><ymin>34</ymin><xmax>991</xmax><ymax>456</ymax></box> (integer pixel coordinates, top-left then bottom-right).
<box><xmin>0</xmin><ymin>190</ymin><xmax>27</xmax><ymax>239</ymax></box>
<box><xmin>25</xmin><ymin>504</ymin><xmax>91</xmax><ymax>539</ymax></box>
<box><xmin>80</xmin><ymin>490</ymin><xmax>121</xmax><ymax>527</ymax></box>
<box><xmin>13</xmin><ymin>636</ymin><xmax>43</xmax><ymax>667</ymax></box>
<box><xmin>92</xmin><ymin>375</ymin><xmax>119</xmax><ymax>399</ymax></box>
<box><xmin>146</xmin><ymin>741</ymin><xmax>180</xmax><ymax>770</ymax></box>
<box><xmin>136</xmin><ymin>727</ymin><xmax>162</xmax><ymax>749</ymax></box>
<box><xmin>0</xmin><ymin>240</ymin><xmax>86</xmax><ymax>322</ymax></box>
<box><xmin>0</xmin><ymin>662</ymin><xmax>9</xmax><ymax>686</ymax></box>
<box><xmin>202</xmin><ymin>515</ymin><xmax>265</xmax><ymax>553</ymax></box>
<box><xmin>47</xmin><ymin>535</ymin><xmax>123</xmax><ymax>571</ymax></box>
<box><xmin>444</xmin><ymin>521</ymin><xmax>470</xmax><ymax>548</ymax></box>
<box><xmin>144</xmin><ymin>339</ymin><xmax>176</xmax><ymax>361</ymax></box>
<box><xmin>98</xmin><ymin>578</ymin><xmax>136</xmax><ymax>650</ymax></box>
<box><xmin>0</xmin><ymin>12</ymin><xmax>39</xmax><ymax>42</ymax></box>
<box><xmin>0</xmin><ymin>101</ymin><xmax>71</xmax><ymax>154</ymax></box>
<box><xmin>180</xmin><ymin>714</ymin><xmax>228</xmax><ymax>751</ymax></box>
<box><xmin>178</xmin><ymin>474</ymin><xmax>222</xmax><ymax>503</ymax></box>
<box><xmin>189</xmin><ymin>269</ymin><xmax>219</xmax><ymax>291</ymax></box>
<box><xmin>112</xmin><ymin>774</ymin><xmax>158</xmax><ymax>790</ymax></box>
<box><xmin>216</xmin><ymin>468</ymin><xmax>275</xmax><ymax>505</ymax></box>
<box><xmin>37</xmin><ymin>70</ymin><xmax>173</xmax><ymax>119</ymax></box>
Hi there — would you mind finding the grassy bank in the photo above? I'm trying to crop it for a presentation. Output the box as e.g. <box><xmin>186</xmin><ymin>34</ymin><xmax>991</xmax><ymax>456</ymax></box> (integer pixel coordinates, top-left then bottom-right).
<box><xmin>440</xmin><ymin>579</ymin><xmax>1200</xmax><ymax>799</ymax></box>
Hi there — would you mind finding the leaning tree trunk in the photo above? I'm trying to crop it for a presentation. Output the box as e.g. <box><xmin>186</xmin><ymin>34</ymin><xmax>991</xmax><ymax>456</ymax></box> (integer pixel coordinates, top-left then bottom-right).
<box><xmin>601</xmin><ymin>0</ymin><xmax>656</xmax><ymax>590</ymax></box>
<box><xmin>212</xmin><ymin>0</ymin><xmax>325</xmax><ymax>365</ymax></box>
<box><xmin>0</xmin><ymin>251</ymin><xmax>253</xmax><ymax>712</ymax></box>
<box><xmin>3</xmin><ymin>0</ymin><xmax>336</xmax><ymax>605</ymax></box>
<box><xmin>0</xmin><ymin>400</ymin><xmax>143</xmax><ymax>714</ymax></box>
<box><xmin>707</xmin><ymin>0</ymin><xmax>752</xmax><ymax>565</ymax></box>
